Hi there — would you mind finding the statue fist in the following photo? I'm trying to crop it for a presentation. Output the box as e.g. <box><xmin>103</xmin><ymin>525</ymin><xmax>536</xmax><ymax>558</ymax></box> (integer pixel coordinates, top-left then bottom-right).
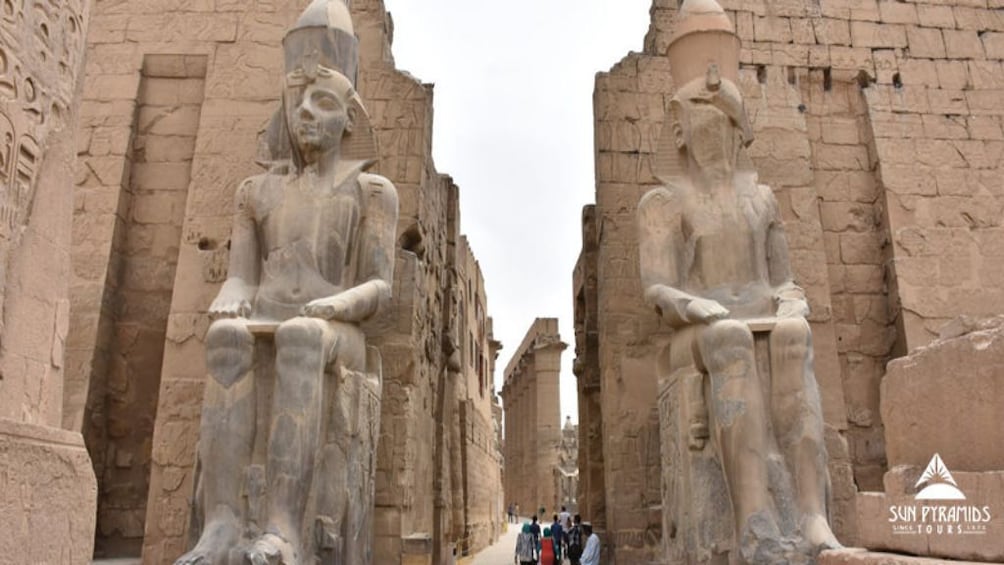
<box><xmin>209</xmin><ymin>297</ymin><xmax>251</xmax><ymax>319</ymax></box>
<box><xmin>684</xmin><ymin>298</ymin><xmax>729</xmax><ymax>323</ymax></box>
<box><xmin>302</xmin><ymin>296</ymin><xmax>351</xmax><ymax>320</ymax></box>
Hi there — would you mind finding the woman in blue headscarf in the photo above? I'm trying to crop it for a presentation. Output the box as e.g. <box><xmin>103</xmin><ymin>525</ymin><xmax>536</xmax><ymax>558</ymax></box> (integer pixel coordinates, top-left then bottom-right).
<box><xmin>515</xmin><ymin>522</ymin><xmax>538</xmax><ymax>565</ymax></box>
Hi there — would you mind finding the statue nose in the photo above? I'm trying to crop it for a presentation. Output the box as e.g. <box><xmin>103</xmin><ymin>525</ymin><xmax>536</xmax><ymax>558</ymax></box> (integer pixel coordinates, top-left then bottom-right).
<box><xmin>298</xmin><ymin>103</ymin><xmax>315</xmax><ymax>121</ymax></box>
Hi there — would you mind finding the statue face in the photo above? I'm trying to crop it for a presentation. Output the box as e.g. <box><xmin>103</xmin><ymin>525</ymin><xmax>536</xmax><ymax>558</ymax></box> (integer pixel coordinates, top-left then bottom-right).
<box><xmin>284</xmin><ymin>76</ymin><xmax>353</xmax><ymax>163</ymax></box>
<box><xmin>680</xmin><ymin>102</ymin><xmax>739</xmax><ymax>172</ymax></box>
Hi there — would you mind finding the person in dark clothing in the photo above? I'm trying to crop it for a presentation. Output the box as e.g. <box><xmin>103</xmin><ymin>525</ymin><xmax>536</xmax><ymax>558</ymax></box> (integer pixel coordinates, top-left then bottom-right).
<box><xmin>565</xmin><ymin>514</ymin><xmax>584</xmax><ymax>565</ymax></box>
<box><xmin>550</xmin><ymin>514</ymin><xmax>564</xmax><ymax>562</ymax></box>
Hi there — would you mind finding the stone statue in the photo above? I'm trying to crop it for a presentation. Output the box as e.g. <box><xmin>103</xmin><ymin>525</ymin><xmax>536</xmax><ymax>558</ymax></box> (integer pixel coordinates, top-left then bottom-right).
<box><xmin>176</xmin><ymin>1</ymin><xmax>397</xmax><ymax>564</ymax></box>
<box><xmin>637</xmin><ymin>0</ymin><xmax>841</xmax><ymax>562</ymax></box>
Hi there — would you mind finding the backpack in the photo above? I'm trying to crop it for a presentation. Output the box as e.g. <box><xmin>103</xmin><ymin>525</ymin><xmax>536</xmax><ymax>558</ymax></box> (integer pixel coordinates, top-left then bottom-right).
<box><xmin>566</xmin><ymin>525</ymin><xmax>583</xmax><ymax>558</ymax></box>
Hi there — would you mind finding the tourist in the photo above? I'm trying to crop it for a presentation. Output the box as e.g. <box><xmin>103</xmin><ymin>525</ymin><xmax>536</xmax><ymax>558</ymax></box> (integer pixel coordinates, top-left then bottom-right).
<box><xmin>580</xmin><ymin>522</ymin><xmax>600</xmax><ymax>565</ymax></box>
<box><xmin>550</xmin><ymin>514</ymin><xmax>564</xmax><ymax>562</ymax></box>
<box><xmin>558</xmin><ymin>505</ymin><xmax>571</xmax><ymax>530</ymax></box>
<box><xmin>529</xmin><ymin>515</ymin><xmax>542</xmax><ymax>549</ymax></box>
<box><xmin>566</xmin><ymin>514</ymin><xmax>583</xmax><ymax>565</ymax></box>
<box><xmin>540</xmin><ymin>527</ymin><xmax>556</xmax><ymax>565</ymax></box>
<box><xmin>515</xmin><ymin>523</ymin><xmax>538</xmax><ymax>565</ymax></box>
<box><xmin>508</xmin><ymin>502</ymin><xmax>515</xmax><ymax>523</ymax></box>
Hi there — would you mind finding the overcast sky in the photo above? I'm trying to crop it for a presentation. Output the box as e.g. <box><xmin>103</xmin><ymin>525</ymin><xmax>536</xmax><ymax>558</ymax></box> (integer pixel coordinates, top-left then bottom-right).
<box><xmin>383</xmin><ymin>0</ymin><xmax>652</xmax><ymax>423</ymax></box>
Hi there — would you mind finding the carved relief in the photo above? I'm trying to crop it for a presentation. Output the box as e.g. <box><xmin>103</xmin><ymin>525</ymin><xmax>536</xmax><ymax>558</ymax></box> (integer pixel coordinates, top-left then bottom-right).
<box><xmin>0</xmin><ymin>0</ymin><xmax>86</xmax><ymax>328</ymax></box>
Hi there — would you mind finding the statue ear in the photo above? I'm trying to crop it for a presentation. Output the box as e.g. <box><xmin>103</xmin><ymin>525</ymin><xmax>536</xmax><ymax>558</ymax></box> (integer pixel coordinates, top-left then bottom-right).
<box><xmin>670</xmin><ymin>101</ymin><xmax>686</xmax><ymax>149</ymax></box>
<box><xmin>345</xmin><ymin>105</ymin><xmax>357</xmax><ymax>134</ymax></box>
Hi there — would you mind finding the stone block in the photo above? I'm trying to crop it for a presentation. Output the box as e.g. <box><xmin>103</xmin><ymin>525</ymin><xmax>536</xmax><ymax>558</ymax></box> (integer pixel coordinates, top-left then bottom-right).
<box><xmin>754</xmin><ymin>15</ymin><xmax>793</xmax><ymax>42</ymax></box>
<box><xmin>0</xmin><ymin>419</ymin><xmax>97</xmax><ymax>564</ymax></box>
<box><xmin>982</xmin><ymin>32</ymin><xmax>1004</xmax><ymax>59</ymax></box>
<box><xmin>852</xmin><ymin>21</ymin><xmax>907</xmax><ymax>48</ymax></box>
<box><xmin>935</xmin><ymin>61</ymin><xmax>972</xmax><ymax>90</ymax></box>
<box><xmin>815</xmin><ymin>17</ymin><xmax>853</xmax><ymax>45</ymax></box>
<box><xmin>907</xmin><ymin>26</ymin><xmax>947</xmax><ymax>58</ymax></box>
<box><xmin>820</xmin><ymin>548</ymin><xmax>988</xmax><ymax>565</ymax></box>
<box><xmin>881</xmin><ymin>320</ymin><xmax>1004</xmax><ymax>471</ymax></box>
<box><xmin>879</xmin><ymin>2</ymin><xmax>918</xmax><ymax>25</ymax></box>
<box><xmin>917</xmin><ymin>5</ymin><xmax>956</xmax><ymax>28</ymax></box>
<box><xmin>855</xmin><ymin>467</ymin><xmax>1004</xmax><ymax>562</ymax></box>
<box><xmin>943</xmin><ymin>29</ymin><xmax>985</xmax><ymax>58</ymax></box>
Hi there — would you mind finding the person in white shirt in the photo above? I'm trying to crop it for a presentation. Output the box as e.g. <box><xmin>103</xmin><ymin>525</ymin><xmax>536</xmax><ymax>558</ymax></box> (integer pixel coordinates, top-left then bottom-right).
<box><xmin>580</xmin><ymin>522</ymin><xmax>601</xmax><ymax>565</ymax></box>
<box><xmin>559</xmin><ymin>506</ymin><xmax>572</xmax><ymax>531</ymax></box>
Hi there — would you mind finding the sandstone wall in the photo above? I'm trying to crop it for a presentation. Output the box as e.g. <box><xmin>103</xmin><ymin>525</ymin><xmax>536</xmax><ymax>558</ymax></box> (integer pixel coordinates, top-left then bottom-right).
<box><xmin>572</xmin><ymin>205</ymin><xmax>606</xmax><ymax>529</ymax></box>
<box><xmin>70</xmin><ymin>0</ymin><xmax>503</xmax><ymax>562</ymax></box>
<box><xmin>575</xmin><ymin>0</ymin><xmax>1004</xmax><ymax>559</ymax></box>
<box><xmin>0</xmin><ymin>0</ymin><xmax>98</xmax><ymax>562</ymax></box>
<box><xmin>501</xmin><ymin>318</ymin><xmax>565</xmax><ymax>518</ymax></box>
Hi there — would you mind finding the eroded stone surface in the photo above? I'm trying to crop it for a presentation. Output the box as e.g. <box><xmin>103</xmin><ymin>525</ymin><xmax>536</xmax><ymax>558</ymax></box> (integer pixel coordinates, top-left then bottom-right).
<box><xmin>882</xmin><ymin>320</ymin><xmax>1004</xmax><ymax>472</ymax></box>
<box><xmin>637</xmin><ymin>1</ymin><xmax>840</xmax><ymax>562</ymax></box>
<box><xmin>855</xmin><ymin>467</ymin><xmax>1004</xmax><ymax>561</ymax></box>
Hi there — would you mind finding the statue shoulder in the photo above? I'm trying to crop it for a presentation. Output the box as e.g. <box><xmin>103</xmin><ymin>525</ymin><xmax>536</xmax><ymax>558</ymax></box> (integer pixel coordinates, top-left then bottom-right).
<box><xmin>358</xmin><ymin>172</ymin><xmax>400</xmax><ymax>213</ymax></box>
<box><xmin>235</xmin><ymin>174</ymin><xmax>270</xmax><ymax>210</ymax></box>
<box><xmin>638</xmin><ymin>181</ymin><xmax>689</xmax><ymax>216</ymax></box>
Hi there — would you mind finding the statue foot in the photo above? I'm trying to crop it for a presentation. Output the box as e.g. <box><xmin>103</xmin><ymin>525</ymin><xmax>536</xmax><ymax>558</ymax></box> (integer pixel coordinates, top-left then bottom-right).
<box><xmin>803</xmin><ymin>513</ymin><xmax>842</xmax><ymax>552</ymax></box>
<box><xmin>739</xmin><ymin>512</ymin><xmax>808</xmax><ymax>565</ymax></box>
<box><xmin>245</xmin><ymin>532</ymin><xmax>296</xmax><ymax>565</ymax></box>
<box><xmin>175</xmin><ymin>518</ymin><xmax>240</xmax><ymax>565</ymax></box>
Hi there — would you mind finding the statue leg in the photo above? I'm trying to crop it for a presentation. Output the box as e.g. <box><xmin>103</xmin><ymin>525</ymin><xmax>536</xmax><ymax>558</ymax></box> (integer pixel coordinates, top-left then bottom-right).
<box><xmin>697</xmin><ymin>320</ymin><xmax>787</xmax><ymax>563</ymax></box>
<box><xmin>768</xmin><ymin>318</ymin><xmax>840</xmax><ymax>550</ymax></box>
<box><xmin>176</xmin><ymin>318</ymin><xmax>256</xmax><ymax>565</ymax></box>
<box><xmin>246</xmin><ymin>317</ymin><xmax>365</xmax><ymax>565</ymax></box>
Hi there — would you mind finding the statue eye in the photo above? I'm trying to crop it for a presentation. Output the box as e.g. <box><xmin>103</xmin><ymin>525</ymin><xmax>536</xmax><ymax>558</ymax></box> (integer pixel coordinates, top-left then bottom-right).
<box><xmin>315</xmin><ymin>95</ymin><xmax>340</xmax><ymax>111</ymax></box>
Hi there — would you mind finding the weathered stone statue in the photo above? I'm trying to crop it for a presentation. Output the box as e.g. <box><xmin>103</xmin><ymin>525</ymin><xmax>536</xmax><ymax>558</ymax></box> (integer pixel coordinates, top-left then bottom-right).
<box><xmin>177</xmin><ymin>1</ymin><xmax>397</xmax><ymax>564</ymax></box>
<box><xmin>638</xmin><ymin>0</ymin><xmax>841</xmax><ymax>562</ymax></box>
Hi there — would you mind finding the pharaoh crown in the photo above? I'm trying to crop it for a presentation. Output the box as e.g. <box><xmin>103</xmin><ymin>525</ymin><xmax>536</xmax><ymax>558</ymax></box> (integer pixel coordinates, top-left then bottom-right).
<box><xmin>667</xmin><ymin>0</ymin><xmax>741</xmax><ymax>88</ymax></box>
<box><xmin>283</xmin><ymin>0</ymin><xmax>359</xmax><ymax>86</ymax></box>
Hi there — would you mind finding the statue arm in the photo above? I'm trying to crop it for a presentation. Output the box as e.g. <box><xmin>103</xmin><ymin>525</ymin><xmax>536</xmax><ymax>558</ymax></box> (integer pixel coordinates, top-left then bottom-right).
<box><xmin>209</xmin><ymin>177</ymin><xmax>261</xmax><ymax>318</ymax></box>
<box><xmin>638</xmin><ymin>186</ymin><xmax>708</xmax><ymax>328</ymax></box>
<box><xmin>764</xmin><ymin>185</ymin><xmax>809</xmax><ymax>318</ymax></box>
<box><xmin>304</xmin><ymin>173</ymin><xmax>399</xmax><ymax>323</ymax></box>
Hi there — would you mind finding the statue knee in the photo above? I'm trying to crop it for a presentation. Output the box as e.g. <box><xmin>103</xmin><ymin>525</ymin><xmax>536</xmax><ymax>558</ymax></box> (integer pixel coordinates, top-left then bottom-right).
<box><xmin>206</xmin><ymin>319</ymin><xmax>254</xmax><ymax>387</ymax></box>
<box><xmin>275</xmin><ymin>317</ymin><xmax>329</xmax><ymax>351</ymax></box>
<box><xmin>771</xmin><ymin>317</ymin><xmax>811</xmax><ymax>352</ymax></box>
<box><xmin>704</xmin><ymin>320</ymin><xmax>754</xmax><ymax>350</ymax></box>
<box><xmin>699</xmin><ymin>320</ymin><xmax>755</xmax><ymax>375</ymax></box>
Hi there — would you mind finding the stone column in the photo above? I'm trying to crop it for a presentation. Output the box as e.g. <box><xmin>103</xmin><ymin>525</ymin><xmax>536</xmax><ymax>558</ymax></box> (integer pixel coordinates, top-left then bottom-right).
<box><xmin>0</xmin><ymin>0</ymin><xmax>98</xmax><ymax>562</ymax></box>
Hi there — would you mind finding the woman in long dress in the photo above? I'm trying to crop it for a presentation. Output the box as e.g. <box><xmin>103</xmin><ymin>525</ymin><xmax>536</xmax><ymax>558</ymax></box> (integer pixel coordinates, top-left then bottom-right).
<box><xmin>515</xmin><ymin>523</ymin><xmax>538</xmax><ymax>565</ymax></box>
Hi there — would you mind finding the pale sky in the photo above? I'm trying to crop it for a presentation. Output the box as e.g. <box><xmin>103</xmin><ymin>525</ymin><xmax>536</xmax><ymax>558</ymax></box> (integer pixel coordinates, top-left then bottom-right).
<box><xmin>383</xmin><ymin>0</ymin><xmax>652</xmax><ymax>424</ymax></box>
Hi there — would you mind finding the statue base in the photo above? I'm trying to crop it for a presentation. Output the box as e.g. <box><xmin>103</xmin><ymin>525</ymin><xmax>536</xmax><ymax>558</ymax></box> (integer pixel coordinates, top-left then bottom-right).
<box><xmin>189</xmin><ymin>326</ymin><xmax>383</xmax><ymax>565</ymax></box>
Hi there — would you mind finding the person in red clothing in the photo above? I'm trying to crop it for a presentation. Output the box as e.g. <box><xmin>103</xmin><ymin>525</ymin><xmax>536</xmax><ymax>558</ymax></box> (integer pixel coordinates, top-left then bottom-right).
<box><xmin>539</xmin><ymin>527</ymin><xmax>556</xmax><ymax>565</ymax></box>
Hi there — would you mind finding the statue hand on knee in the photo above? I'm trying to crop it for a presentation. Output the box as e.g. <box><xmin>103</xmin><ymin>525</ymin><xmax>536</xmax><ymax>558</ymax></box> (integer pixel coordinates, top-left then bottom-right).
<box><xmin>684</xmin><ymin>298</ymin><xmax>730</xmax><ymax>324</ymax></box>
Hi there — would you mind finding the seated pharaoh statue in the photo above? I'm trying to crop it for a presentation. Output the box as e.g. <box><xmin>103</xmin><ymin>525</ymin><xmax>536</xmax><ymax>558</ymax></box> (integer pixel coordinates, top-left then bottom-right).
<box><xmin>176</xmin><ymin>1</ymin><xmax>398</xmax><ymax>564</ymax></box>
<box><xmin>637</xmin><ymin>0</ymin><xmax>841</xmax><ymax>562</ymax></box>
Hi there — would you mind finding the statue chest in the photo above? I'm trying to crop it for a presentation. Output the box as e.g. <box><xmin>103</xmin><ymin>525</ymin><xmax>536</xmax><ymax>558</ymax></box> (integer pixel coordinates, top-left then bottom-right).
<box><xmin>255</xmin><ymin>177</ymin><xmax>363</xmax><ymax>289</ymax></box>
<box><xmin>686</xmin><ymin>192</ymin><xmax>770</xmax><ymax>289</ymax></box>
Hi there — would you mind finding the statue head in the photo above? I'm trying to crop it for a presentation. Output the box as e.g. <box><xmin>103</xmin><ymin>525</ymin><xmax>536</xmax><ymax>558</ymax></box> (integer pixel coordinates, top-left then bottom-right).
<box><xmin>261</xmin><ymin>0</ymin><xmax>377</xmax><ymax>172</ymax></box>
<box><xmin>655</xmin><ymin>0</ymin><xmax>754</xmax><ymax>183</ymax></box>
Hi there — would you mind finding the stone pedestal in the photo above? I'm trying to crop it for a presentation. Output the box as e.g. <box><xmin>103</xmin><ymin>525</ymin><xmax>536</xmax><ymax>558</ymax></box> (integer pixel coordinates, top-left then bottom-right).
<box><xmin>820</xmin><ymin>549</ymin><xmax>988</xmax><ymax>565</ymax></box>
<box><xmin>0</xmin><ymin>419</ymin><xmax>97</xmax><ymax>564</ymax></box>
<box><xmin>855</xmin><ymin>467</ymin><xmax>1004</xmax><ymax>563</ymax></box>
<box><xmin>187</xmin><ymin>331</ymin><xmax>383</xmax><ymax>564</ymax></box>
<box><xmin>658</xmin><ymin>366</ymin><xmax>734</xmax><ymax>564</ymax></box>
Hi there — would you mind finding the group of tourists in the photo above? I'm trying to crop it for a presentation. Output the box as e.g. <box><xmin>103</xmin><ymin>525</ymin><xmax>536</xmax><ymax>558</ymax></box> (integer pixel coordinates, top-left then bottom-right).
<box><xmin>513</xmin><ymin>506</ymin><xmax>600</xmax><ymax>565</ymax></box>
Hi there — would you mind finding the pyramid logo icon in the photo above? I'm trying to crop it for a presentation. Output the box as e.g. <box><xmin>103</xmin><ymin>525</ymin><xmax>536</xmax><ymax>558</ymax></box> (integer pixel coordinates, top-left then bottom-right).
<box><xmin>915</xmin><ymin>453</ymin><xmax>966</xmax><ymax>500</ymax></box>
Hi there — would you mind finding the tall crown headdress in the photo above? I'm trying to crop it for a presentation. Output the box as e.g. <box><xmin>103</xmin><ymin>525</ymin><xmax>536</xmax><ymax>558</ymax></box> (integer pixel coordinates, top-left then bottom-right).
<box><xmin>654</xmin><ymin>0</ymin><xmax>754</xmax><ymax>182</ymax></box>
<box><xmin>283</xmin><ymin>0</ymin><xmax>359</xmax><ymax>86</ymax></box>
<box><xmin>258</xmin><ymin>0</ymin><xmax>378</xmax><ymax>171</ymax></box>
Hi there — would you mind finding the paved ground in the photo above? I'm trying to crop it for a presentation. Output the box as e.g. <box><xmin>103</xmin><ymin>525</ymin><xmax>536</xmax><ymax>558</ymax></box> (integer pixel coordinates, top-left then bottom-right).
<box><xmin>467</xmin><ymin>518</ymin><xmax>569</xmax><ymax>565</ymax></box>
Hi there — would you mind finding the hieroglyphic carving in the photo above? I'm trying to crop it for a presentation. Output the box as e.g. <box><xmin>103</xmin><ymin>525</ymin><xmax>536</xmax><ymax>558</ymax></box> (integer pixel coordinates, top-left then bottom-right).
<box><xmin>0</xmin><ymin>0</ymin><xmax>86</xmax><ymax>337</ymax></box>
